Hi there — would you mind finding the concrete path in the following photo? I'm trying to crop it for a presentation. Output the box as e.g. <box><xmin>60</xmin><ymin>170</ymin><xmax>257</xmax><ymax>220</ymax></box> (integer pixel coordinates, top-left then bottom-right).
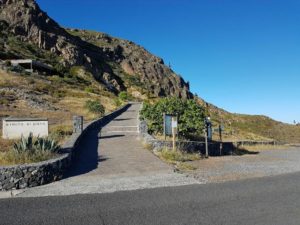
<box><xmin>12</xmin><ymin>103</ymin><xmax>200</xmax><ymax>198</ymax></box>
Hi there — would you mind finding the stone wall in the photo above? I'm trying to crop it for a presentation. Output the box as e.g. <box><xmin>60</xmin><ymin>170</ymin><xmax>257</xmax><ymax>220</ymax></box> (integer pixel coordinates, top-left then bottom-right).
<box><xmin>0</xmin><ymin>104</ymin><xmax>130</xmax><ymax>191</ymax></box>
<box><xmin>138</xmin><ymin>120</ymin><xmax>234</xmax><ymax>156</ymax></box>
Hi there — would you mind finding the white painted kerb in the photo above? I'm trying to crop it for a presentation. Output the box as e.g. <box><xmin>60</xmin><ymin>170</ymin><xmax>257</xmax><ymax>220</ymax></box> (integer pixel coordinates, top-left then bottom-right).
<box><xmin>2</xmin><ymin>118</ymin><xmax>49</xmax><ymax>139</ymax></box>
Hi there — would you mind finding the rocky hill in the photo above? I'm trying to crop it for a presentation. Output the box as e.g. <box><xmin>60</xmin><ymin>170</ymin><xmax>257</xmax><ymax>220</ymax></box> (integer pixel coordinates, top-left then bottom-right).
<box><xmin>0</xmin><ymin>0</ymin><xmax>191</xmax><ymax>99</ymax></box>
<box><xmin>0</xmin><ymin>0</ymin><xmax>299</xmax><ymax>144</ymax></box>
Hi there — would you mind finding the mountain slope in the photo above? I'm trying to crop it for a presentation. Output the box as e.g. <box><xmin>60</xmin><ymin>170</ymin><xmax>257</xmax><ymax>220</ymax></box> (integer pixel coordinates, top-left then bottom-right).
<box><xmin>0</xmin><ymin>0</ymin><xmax>299</xmax><ymax>144</ymax></box>
<box><xmin>0</xmin><ymin>0</ymin><xmax>191</xmax><ymax>98</ymax></box>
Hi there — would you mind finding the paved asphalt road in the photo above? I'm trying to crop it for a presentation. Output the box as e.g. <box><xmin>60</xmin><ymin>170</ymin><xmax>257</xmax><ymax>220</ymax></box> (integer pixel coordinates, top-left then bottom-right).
<box><xmin>1</xmin><ymin>171</ymin><xmax>300</xmax><ymax>225</ymax></box>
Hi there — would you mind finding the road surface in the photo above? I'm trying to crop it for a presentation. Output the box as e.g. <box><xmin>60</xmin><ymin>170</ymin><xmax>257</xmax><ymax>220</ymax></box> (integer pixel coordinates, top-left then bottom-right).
<box><xmin>1</xmin><ymin>171</ymin><xmax>300</xmax><ymax>225</ymax></box>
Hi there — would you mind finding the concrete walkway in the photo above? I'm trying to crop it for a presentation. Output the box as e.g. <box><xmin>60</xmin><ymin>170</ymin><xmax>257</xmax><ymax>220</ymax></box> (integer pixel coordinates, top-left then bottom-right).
<box><xmin>12</xmin><ymin>103</ymin><xmax>200</xmax><ymax>198</ymax></box>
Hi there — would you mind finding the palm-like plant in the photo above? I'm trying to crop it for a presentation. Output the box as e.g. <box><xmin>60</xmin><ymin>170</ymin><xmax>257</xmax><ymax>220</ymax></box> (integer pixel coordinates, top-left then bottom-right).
<box><xmin>13</xmin><ymin>132</ymin><xmax>60</xmax><ymax>154</ymax></box>
<box><xmin>35</xmin><ymin>137</ymin><xmax>60</xmax><ymax>152</ymax></box>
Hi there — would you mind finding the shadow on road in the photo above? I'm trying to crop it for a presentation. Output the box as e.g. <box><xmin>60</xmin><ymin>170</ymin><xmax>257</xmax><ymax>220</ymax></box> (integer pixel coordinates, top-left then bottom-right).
<box><xmin>100</xmin><ymin>134</ymin><xmax>125</xmax><ymax>139</ymax></box>
<box><xmin>113</xmin><ymin>118</ymin><xmax>132</xmax><ymax>121</ymax></box>
<box><xmin>63</xmin><ymin>103</ymin><xmax>132</xmax><ymax>179</ymax></box>
<box><xmin>233</xmin><ymin>147</ymin><xmax>259</xmax><ymax>155</ymax></box>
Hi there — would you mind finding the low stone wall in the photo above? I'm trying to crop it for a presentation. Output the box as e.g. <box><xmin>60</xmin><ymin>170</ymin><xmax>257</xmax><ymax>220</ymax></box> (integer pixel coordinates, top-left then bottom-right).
<box><xmin>0</xmin><ymin>104</ymin><xmax>130</xmax><ymax>191</ymax></box>
<box><xmin>138</xmin><ymin>120</ymin><xmax>234</xmax><ymax>156</ymax></box>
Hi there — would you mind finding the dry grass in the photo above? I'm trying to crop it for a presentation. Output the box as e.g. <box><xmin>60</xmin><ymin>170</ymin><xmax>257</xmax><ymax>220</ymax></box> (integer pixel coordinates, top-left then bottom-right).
<box><xmin>49</xmin><ymin>124</ymin><xmax>73</xmax><ymax>144</ymax></box>
<box><xmin>0</xmin><ymin>69</ymin><xmax>121</xmax><ymax>165</ymax></box>
<box><xmin>156</xmin><ymin>149</ymin><xmax>200</xmax><ymax>171</ymax></box>
<box><xmin>0</xmin><ymin>137</ymin><xmax>15</xmax><ymax>153</ymax></box>
<box><xmin>0</xmin><ymin>133</ymin><xmax>60</xmax><ymax>165</ymax></box>
<box><xmin>157</xmin><ymin>148</ymin><xmax>200</xmax><ymax>163</ymax></box>
<box><xmin>175</xmin><ymin>162</ymin><xmax>197</xmax><ymax>171</ymax></box>
<box><xmin>0</xmin><ymin>150</ymin><xmax>58</xmax><ymax>166</ymax></box>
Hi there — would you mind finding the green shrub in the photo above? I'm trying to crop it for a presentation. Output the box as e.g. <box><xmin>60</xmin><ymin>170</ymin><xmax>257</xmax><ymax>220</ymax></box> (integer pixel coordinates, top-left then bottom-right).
<box><xmin>84</xmin><ymin>87</ymin><xmax>94</xmax><ymax>93</ymax></box>
<box><xmin>114</xmin><ymin>98</ymin><xmax>122</xmax><ymax>107</ymax></box>
<box><xmin>0</xmin><ymin>133</ymin><xmax>61</xmax><ymax>165</ymax></box>
<box><xmin>85</xmin><ymin>100</ymin><xmax>105</xmax><ymax>116</ymax></box>
<box><xmin>118</xmin><ymin>91</ymin><xmax>128</xmax><ymax>101</ymax></box>
<box><xmin>140</xmin><ymin>97</ymin><xmax>205</xmax><ymax>138</ymax></box>
<box><xmin>13</xmin><ymin>133</ymin><xmax>60</xmax><ymax>154</ymax></box>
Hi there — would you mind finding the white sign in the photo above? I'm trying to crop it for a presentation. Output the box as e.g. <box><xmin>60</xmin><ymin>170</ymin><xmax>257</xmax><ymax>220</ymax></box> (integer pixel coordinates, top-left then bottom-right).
<box><xmin>172</xmin><ymin>121</ymin><xmax>178</xmax><ymax>128</ymax></box>
<box><xmin>2</xmin><ymin>118</ymin><xmax>49</xmax><ymax>139</ymax></box>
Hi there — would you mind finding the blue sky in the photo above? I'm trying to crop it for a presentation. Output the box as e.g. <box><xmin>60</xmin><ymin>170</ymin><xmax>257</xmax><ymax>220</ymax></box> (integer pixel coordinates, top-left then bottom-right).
<box><xmin>37</xmin><ymin>0</ymin><xmax>300</xmax><ymax>124</ymax></box>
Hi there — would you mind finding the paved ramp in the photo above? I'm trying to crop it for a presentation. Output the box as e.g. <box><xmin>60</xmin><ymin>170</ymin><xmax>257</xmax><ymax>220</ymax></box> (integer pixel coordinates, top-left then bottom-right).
<box><xmin>15</xmin><ymin>103</ymin><xmax>200</xmax><ymax>197</ymax></box>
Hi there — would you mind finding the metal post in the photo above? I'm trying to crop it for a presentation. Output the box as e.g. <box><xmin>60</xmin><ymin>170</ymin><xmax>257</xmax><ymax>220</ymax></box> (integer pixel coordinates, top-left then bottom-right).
<box><xmin>219</xmin><ymin>124</ymin><xmax>223</xmax><ymax>156</ymax></box>
<box><xmin>205</xmin><ymin>127</ymin><xmax>209</xmax><ymax>158</ymax></box>
<box><xmin>172</xmin><ymin>117</ymin><xmax>176</xmax><ymax>151</ymax></box>
<box><xmin>163</xmin><ymin>113</ymin><xmax>166</xmax><ymax>140</ymax></box>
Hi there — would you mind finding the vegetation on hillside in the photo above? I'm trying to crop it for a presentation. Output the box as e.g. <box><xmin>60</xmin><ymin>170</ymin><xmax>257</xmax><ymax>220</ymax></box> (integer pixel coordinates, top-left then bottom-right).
<box><xmin>1</xmin><ymin>11</ymin><xmax>300</xmax><ymax>146</ymax></box>
<box><xmin>85</xmin><ymin>100</ymin><xmax>105</xmax><ymax>117</ymax></box>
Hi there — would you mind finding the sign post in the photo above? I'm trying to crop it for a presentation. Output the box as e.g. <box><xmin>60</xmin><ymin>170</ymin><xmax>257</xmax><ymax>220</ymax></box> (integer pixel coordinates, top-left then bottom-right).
<box><xmin>204</xmin><ymin>117</ymin><xmax>211</xmax><ymax>158</ymax></box>
<box><xmin>219</xmin><ymin>124</ymin><xmax>224</xmax><ymax>156</ymax></box>
<box><xmin>163</xmin><ymin>114</ymin><xmax>178</xmax><ymax>151</ymax></box>
<box><xmin>163</xmin><ymin>113</ymin><xmax>166</xmax><ymax>140</ymax></box>
<box><xmin>204</xmin><ymin>128</ymin><xmax>208</xmax><ymax>158</ymax></box>
<box><xmin>171</xmin><ymin>116</ymin><xmax>178</xmax><ymax>151</ymax></box>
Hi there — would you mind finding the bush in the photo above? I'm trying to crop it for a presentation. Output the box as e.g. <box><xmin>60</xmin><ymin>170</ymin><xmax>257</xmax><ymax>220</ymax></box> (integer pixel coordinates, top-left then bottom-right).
<box><xmin>114</xmin><ymin>98</ymin><xmax>122</xmax><ymax>107</ymax></box>
<box><xmin>118</xmin><ymin>91</ymin><xmax>128</xmax><ymax>101</ymax></box>
<box><xmin>140</xmin><ymin>97</ymin><xmax>205</xmax><ymax>138</ymax></box>
<box><xmin>0</xmin><ymin>133</ymin><xmax>61</xmax><ymax>165</ymax></box>
<box><xmin>13</xmin><ymin>133</ymin><xmax>60</xmax><ymax>154</ymax></box>
<box><xmin>85</xmin><ymin>100</ymin><xmax>105</xmax><ymax>116</ymax></box>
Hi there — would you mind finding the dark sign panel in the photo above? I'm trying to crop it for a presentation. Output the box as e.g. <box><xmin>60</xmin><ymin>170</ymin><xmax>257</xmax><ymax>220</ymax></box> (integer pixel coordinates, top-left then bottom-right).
<box><xmin>164</xmin><ymin>114</ymin><xmax>173</xmax><ymax>136</ymax></box>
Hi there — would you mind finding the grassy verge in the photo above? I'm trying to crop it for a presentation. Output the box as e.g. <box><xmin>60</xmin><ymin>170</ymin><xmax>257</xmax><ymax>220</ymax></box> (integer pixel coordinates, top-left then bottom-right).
<box><xmin>156</xmin><ymin>148</ymin><xmax>200</xmax><ymax>171</ymax></box>
<box><xmin>0</xmin><ymin>130</ymin><xmax>64</xmax><ymax>165</ymax></box>
<box><xmin>0</xmin><ymin>150</ymin><xmax>58</xmax><ymax>166</ymax></box>
<box><xmin>0</xmin><ymin>138</ymin><xmax>15</xmax><ymax>153</ymax></box>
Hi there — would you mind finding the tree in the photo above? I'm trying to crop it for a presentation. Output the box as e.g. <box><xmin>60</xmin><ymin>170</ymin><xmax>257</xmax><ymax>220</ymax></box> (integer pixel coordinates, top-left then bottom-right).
<box><xmin>140</xmin><ymin>97</ymin><xmax>205</xmax><ymax>139</ymax></box>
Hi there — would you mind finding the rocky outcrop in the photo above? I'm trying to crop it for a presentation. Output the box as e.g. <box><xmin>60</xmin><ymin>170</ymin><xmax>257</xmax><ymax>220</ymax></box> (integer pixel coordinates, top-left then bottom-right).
<box><xmin>67</xmin><ymin>29</ymin><xmax>192</xmax><ymax>98</ymax></box>
<box><xmin>0</xmin><ymin>0</ymin><xmax>192</xmax><ymax>98</ymax></box>
<box><xmin>0</xmin><ymin>0</ymin><xmax>124</xmax><ymax>93</ymax></box>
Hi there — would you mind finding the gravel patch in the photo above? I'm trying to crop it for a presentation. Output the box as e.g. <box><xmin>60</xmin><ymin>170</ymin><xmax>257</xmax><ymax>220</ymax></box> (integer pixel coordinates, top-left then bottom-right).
<box><xmin>187</xmin><ymin>148</ymin><xmax>300</xmax><ymax>183</ymax></box>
